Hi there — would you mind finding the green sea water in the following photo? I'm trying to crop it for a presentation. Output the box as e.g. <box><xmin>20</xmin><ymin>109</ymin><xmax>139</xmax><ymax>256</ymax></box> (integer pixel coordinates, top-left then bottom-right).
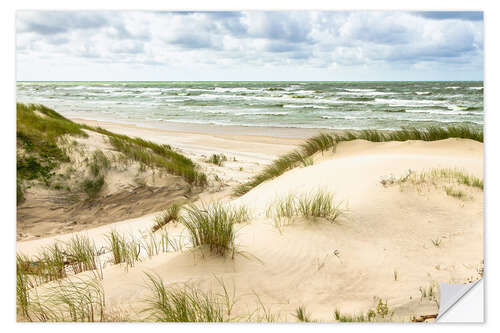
<box><xmin>16</xmin><ymin>81</ymin><xmax>483</xmax><ymax>130</ymax></box>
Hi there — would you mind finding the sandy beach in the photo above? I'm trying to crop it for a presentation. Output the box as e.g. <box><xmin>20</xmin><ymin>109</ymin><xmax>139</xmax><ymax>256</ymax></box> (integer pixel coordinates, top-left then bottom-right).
<box><xmin>16</xmin><ymin>118</ymin><xmax>483</xmax><ymax>322</ymax></box>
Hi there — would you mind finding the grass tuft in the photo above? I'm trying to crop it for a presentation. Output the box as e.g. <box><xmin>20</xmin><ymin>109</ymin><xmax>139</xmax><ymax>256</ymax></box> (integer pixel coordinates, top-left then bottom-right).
<box><xmin>81</xmin><ymin>175</ymin><xmax>105</xmax><ymax>199</ymax></box>
<box><xmin>294</xmin><ymin>305</ymin><xmax>311</xmax><ymax>322</ymax></box>
<box><xmin>180</xmin><ymin>202</ymin><xmax>249</xmax><ymax>257</ymax></box>
<box><xmin>141</xmin><ymin>273</ymin><xmax>228</xmax><ymax>322</ymax></box>
<box><xmin>152</xmin><ymin>203</ymin><xmax>182</xmax><ymax>232</ymax></box>
<box><xmin>206</xmin><ymin>153</ymin><xmax>228</xmax><ymax>166</ymax></box>
<box><xmin>266</xmin><ymin>190</ymin><xmax>343</xmax><ymax>227</ymax></box>
<box><xmin>105</xmin><ymin>231</ymin><xmax>141</xmax><ymax>267</ymax></box>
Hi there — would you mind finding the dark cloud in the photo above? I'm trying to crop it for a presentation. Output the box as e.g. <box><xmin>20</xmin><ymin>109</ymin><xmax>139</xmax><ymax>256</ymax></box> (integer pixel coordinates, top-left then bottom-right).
<box><xmin>413</xmin><ymin>11</ymin><xmax>483</xmax><ymax>21</ymax></box>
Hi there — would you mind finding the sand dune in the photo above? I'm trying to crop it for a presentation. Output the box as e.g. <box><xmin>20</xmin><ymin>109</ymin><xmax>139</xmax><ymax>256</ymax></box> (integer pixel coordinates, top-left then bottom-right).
<box><xmin>17</xmin><ymin>137</ymin><xmax>483</xmax><ymax>322</ymax></box>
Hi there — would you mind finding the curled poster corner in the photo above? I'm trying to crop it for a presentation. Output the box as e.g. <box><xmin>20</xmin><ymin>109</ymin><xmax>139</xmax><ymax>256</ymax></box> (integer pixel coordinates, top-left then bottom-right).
<box><xmin>436</xmin><ymin>278</ymin><xmax>483</xmax><ymax>322</ymax></box>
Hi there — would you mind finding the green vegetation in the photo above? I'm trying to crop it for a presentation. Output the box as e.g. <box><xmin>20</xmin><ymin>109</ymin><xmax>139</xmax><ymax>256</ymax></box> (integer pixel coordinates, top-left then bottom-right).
<box><xmin>16</xmin><ymin>102</ymin><xmax>207</xmax><ymax>204</ymax></box>
<box><xmin>16</xmin><ymin>103</ymin><xmax>88</xmax><ymax>196</ymax></box>
<box><xmin>431</xmin><ymin>238</ymin><xmax>442</xmax><ymax>248</ymax></box>
<box><xmin>444</xmin><ymin>186</ymin><xmax>469</xmax><ymax>200</ymax></box>
<box><xmin>92</xmin><ymin>126</ymin><xmax>206</xmax><ymax>185</ymax></box>
<box><xmin>334</xmin><ymin>299</ymin><xmax>389</xmax><ymax>322</ymax></box>
<box><xmin>64</xmin><ymin>235</ymin><xmax>99</xmax><ymax>274</ymax></box>
<box><xmin>206</xmin><ymin>153</ymin><xmax>228</xmax><ymax>166</ymax></box>
<box><xmin>180</xmin><ymin>202</ymin><xmax>249</xmax><ymax>257</ymax></box>
<box><xmin>105</xmin><ymin>230</ymin><xmax>141</xmax><ymax>267</ymax></box>
<box><xmin>297</xmin><ymin>190</ymin><xmax>342</xmax><ymax>222</ymax></box>
<box><xmin>266</xmin><ymin>190</ymin><xmax>343</xmax><ymax>227</ymax></box>
<box><xmin>294</xmin><ymin>305</ymin><xmax>311</xmax><ymax>322</ymax></box>
<box><xmin>89</xmin><ymin>150</ymin><xmax>111</xmax><ymax>177</ymax></box>
<box><xmin>152</xmin><ymin>203</ymin><xmax>182</xmax><ymax>232</ymax></box>
<box><xmin>396</xmin><ymin>168</ymin><xmax>483</xmax><ymax>190</ymax></box>
<box><xmin>141</xmin><ymin>229</ymin><xmax>170</xmax><ymax>258</ymax></box>
<box><xmin>234</xmin><ymin>126</ymin><xmax>483</xmax><ymax>196</ymax></box>
<box><xmin>81</xmin><ymin>175</ymin><xmax>105</xmax><ymax>199</ymax></box>
<box><xmin>20</xmin><ymin>278</ymin><xmax>107</xmax><ymax>322</ymax></box>
<box><xmin>142</xmin><ymin>273</ymin><xmax>228</xmax><ymax>322</ymax></box>
<box><xmin>382</xmin><ymin>168</ymin><xmax>482</xmax><ymax>201</ymax></box>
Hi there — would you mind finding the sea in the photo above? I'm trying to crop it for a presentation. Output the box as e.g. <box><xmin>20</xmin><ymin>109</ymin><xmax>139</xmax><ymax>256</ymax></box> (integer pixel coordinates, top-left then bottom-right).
<box><xmin>16</xmin><ymin>81</ymin><xmax>484</xmax><ymax>131</ymax></box>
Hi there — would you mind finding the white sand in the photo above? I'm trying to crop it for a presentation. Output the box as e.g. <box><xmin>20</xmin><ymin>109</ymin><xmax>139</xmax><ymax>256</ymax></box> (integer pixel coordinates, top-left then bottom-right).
<box><xmin>17</xmin><ymin>122</ymin><xmax>483</xmax><ymax>322</ymax></box>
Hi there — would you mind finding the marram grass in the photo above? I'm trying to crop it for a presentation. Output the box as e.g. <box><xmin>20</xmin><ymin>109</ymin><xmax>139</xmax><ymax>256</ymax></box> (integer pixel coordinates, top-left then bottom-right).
<box><xmin>152</xmin><ymin>203</ymin><xmax>182</xmax><ymax>232</ymax></box>
<box><xmin>234</xmin><ymin>126</ymin><xmax>483</xmax><ymax>196</ymax></box>
<box><xmin>180</xmin><ymin>202</ymin><xmax>250</xmax><ymax>257</ymax></box>
<box><xmin>266</xmin><ymin>190</ymin><xmax>343</xmax><ymax>226</ymax></box>
<box><xmin>141</xmin><ymin>273</ymin><xmax>228</xmax><ymax>322</ymax></box>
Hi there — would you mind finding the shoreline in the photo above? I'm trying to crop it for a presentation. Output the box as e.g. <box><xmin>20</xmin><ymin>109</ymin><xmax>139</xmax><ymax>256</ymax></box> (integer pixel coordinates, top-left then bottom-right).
<box><xmin>70</xmin><ymin>117</ymin><xmax>318</xmax><ymax>162</ymax></box>
<box><xmin>70</xmin><ymin>116</ymin><xmax>331</xmax><ymax>139</ymax></box>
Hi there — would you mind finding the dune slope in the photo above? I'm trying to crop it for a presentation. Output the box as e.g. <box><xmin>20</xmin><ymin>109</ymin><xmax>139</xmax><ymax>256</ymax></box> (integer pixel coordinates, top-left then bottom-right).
<box><xmin>17</xmin><ymin>138</ymin><xmax>483</xmax><ymax>322</ymax></box>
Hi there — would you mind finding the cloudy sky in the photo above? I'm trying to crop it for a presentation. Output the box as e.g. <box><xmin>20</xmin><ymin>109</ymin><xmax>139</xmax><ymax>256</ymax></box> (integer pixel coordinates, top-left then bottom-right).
<box><xmin>16</xmin><ymin>11</ymin><xmax>483</xmax><ymax>81</ymax></box>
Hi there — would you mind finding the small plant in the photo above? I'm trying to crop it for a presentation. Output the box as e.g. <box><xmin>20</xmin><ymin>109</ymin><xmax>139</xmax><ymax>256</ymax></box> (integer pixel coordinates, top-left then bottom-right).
<box><xmin>82</xmin><ymin>175</ymin><xmax>105</xmax><ymax>199</ymax></box>
<box><xmin>141</xmin><ymin>229</ymin><xmax>169</xmax><ymax>258</ymax></box>
<box><xmin>141</xmin><ymin>273</ymin><xmax>228</xmax><ymax>322</ymax></box>
<box><xmin>445</xmin><ymin>186</ymin><xmax>469</xmax><ymax>200</ymax></box>
<box><xmin>393</xmin><ymin>270</ymin><xmax>398</xmax><ymax>281</ymax></box>
<box><xmin>334</xmin><ymin>309</ymin><xmax>370</xmax><ymax>322</ymax></box>
<box><xmin>152</xmin><ymin>203</ymin><xmax>182</xmax><ymax>232</ymax></box>
<box><xmin>180</xmin><ymin>202</ymin><xmax>249</xmax><ymax>257</ymax></box>
<box><xmin>266</xmin><ymin>190</ymin><xmax>343</xmax><ymax>227</ymax></box>
<box><xmin>27</xmin><ymin>278</ymin><xmax>107</xmax><ymax>322</ymax></box>
<box><xmin>89</xmin><ymin>150</ymin><xmax>111</xmax><ymax>177</ymax></box>
<box><xmin>105</xmin><ymin>231</ymin><xmax>141</xmax><ymax>267</ymax></box>
<box><xmin>419</xmin><ymin>284</ymin><xmax>436</xmax><ymax>300</ymax></box>
<box><xmin>431</xmin><ymin>238</ymin><xmax>441</xmax><ymax>248</ymax></box>
<box><xmin>64</xmin><ymin>235</ymin><xmax>99</xmax><ymax>274</ymax></box>
<box><xmin>376</xmin><ymin>299</ymin><xmax>389</xmax><ymax>318</ymax></box>
<box><xmin>206</xmin><ymin>153</ymin><xmax>227</xmax><ymax>166</ymax></box>
<box><xmin>297</xmin><ymin>190</ymin><xmax>342</xmax><ymax>222</ymax></box>
<box><xmin>294</xmin><ymin>305</ymin><xmax>311</xmax><ymax>322</ymax></box>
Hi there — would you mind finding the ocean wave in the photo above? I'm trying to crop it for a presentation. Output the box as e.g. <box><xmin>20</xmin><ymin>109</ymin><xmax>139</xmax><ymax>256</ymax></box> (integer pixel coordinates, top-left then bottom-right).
<box><xmin>234</xmin><ymin>112</ymin><xmax>289</xmax><ymax>116</ymax></box>
<box><xmin>283</xmin><ymin>104</ymin><xmax>329</xmax><ymax>109</ymax></box>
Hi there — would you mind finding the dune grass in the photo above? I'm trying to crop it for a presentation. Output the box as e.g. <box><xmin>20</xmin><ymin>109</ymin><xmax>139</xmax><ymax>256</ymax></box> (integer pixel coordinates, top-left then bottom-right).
<box><xmin>105</xmin><ymin>230</ymin><xmax>141</xmax><ymax>267</ymax></box>
<box><xmin>92</xmin><ymin>126</ymin><xmax>207</xmax><ymax>185</ymax></box>
<box><xmin>266</xmin><ymin>190</ymin><xmax>343</xmax><ymax>227</ymax></box>
<box><xmin>234</xmin><ymin>126</ymin><xmax>483</xmax><ymax>196</ymax></box>
<box><xmin>81</xmin><ymin>175</ymin><xmax>105</xmax><ymax>199</ymax></box>
<box><xmin>141</xmin><ymin>273</ymin><xmax>227</xmax><ymax>322</ymax></box>
<box><xmin>141</xmin><ymin>229</ymin><xmax>170</xmax><ymax>258</ymax></box>
<box><xmin>180</xmin><ymin>202</ymin><xmax>249</xmax><ymax>257</ymax></box>
<box><xmin>206</xmin><ymin>153</ymin><xmax>228</xmax><ymax>166</ymax></box>
<box><xmin>397</xmin><ymin>168</ymin><xmax>483</xmax><ymax>190</ymax></box>
<box><xmin>16</xmin><ymin>102</ymin><xmax>207</xmax><ymax>201</ymax></box>
<box><xmin>152</xmin><ymin>203</ymin><xmax>182</xmax><ymax>232</ymax></box>
<box><xmin>22</xmin><ymin>278</ymin><xmax>107</xmax><ymax>322</ymax></box>
<box><xmin>63</xmin><ymin>235</ymin><xmax>99</xmax><ymax>274</ymax></box>
<box><xmin>16</xmin><ymin>103</ymin><xmax>88</xmax><ymax>194</ymax></box>
<box><xmin>89</xmin><ymin>150</ymin><xmax>111</xmax><ymax>177</ymax></box>
<box><xmin>297</xmin><ymin>190</ymin><xmax>342</xmax><ymax>222</ymax></box>
<box><xmin>294</xmin><ymin>305</ymin><xmax>312</xmax><ymax>322</ymax></box>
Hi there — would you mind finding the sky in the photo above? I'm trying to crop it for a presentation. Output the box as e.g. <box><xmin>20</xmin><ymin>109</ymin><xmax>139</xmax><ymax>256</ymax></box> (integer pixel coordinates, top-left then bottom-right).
<box><xmin>16</xmin><ymin>11</ymin><xmax>484</xmax><ymax>81</ymax></box>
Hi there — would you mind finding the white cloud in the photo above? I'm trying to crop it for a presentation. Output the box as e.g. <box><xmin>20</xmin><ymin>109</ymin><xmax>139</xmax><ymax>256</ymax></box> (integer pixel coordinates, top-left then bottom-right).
<box><xmin>15</xmin><ymin>11</ymin><xmax>484</xmax><ymax>81</ymax></box>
